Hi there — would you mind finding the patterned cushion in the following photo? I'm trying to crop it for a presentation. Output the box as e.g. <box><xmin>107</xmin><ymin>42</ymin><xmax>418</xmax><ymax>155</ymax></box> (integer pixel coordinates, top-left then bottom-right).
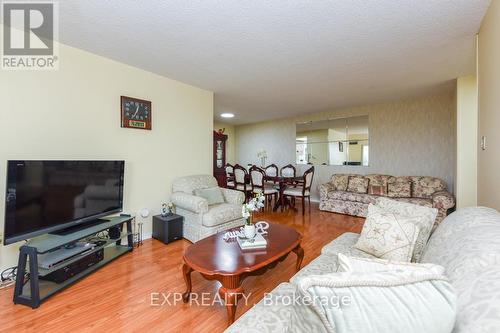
<box><xmin>368</xmin><ymin>185</ymin><xmax>387</xmax><ymax>196</ymax></box>
<box><xmin>376</xmin><ymin>198</ymin><xmax>438</xmax><ymax>263</ymax></box>
<box><xmin>387</xmin><ymin>177</ymin><xmax>412</xmax><ymax>198</ymax></box>
<box><xmin>394</xmin><ymin>197</ymin><xmax>433</xmax><ymax>207</ymax></box>
<box><xmin>327</xmin><ymin>191</ymin><xmax>379</xmax><ymax>205</ymax></box>
<box><xmin>347</xmin><ymin>176</ymin><xmax>369</xmax><ymax>193</ymax></box>
<box><xmin>225</xmin><ymin>282</ymin><xmax>328</xmax><ymax>333</ymax></box>
<box><xmin>355</xmin><ymin>204</ymin><xmax>421</xmax><ymax>261</ymax></box>
<box><xmin>422</xmin><ymin>207</ymin><xmax>500</xmax><ymax>333</ymax></box>
<box><xmin>330</xmin><ymin>174</ymin><xmax>350</xmax><ymax>191</ymax></box>
<box><xmin>202</xmin><ymin>203</ymin><xmax>242</xmax><ymax>227</ymax></box>
<box><xmin>412</xmin><ymin>176</ymin><xmax>446</xmax><ymax>199</ymax></box>
<box><xmin>295</xmin><ymin>269</ymin><xmax>457</xmax><ymax>333</ymax></box>
<box><xmin>337</xmin><ymin>254</ymin><xmax>445</xmax><ymax>275</ymax></box>
<box><xmin>194</xmin><ymin>187</ymin><xmax>225</xmax><ymax>205</ymax></box>
<box><xmin>366</xmin><ymin>174</ymin><xmax>390</xmax><ymax>196</ymax></box>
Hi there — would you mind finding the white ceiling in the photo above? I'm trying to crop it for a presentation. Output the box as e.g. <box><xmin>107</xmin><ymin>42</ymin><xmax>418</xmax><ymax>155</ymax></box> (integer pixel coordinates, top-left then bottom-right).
<box><xmin>56</xmin><ymin>0</ymin><xmax>490</xmax><ymax>124</ymax></box>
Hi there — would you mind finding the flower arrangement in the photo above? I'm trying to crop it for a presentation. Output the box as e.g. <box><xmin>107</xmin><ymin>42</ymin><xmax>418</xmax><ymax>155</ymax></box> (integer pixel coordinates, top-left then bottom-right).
<box><xmin>257</xmin><ymin>149</ymin><xmax>267</xmax><ymax>167</ymax></box>
<box><xmin>242</xmin><ymin>193</ymin><xmax>265</xmax><ymax>225</ymax></box>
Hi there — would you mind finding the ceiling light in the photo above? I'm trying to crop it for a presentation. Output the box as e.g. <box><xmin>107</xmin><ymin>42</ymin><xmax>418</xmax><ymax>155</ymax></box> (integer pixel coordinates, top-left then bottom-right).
<box><xmin>220</xmin><ymin>113</ymin><xmax>235</xmax><ymax>118</ymax></box>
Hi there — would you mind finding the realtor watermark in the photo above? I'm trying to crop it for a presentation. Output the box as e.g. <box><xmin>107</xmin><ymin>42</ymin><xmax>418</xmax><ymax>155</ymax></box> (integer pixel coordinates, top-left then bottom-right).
<box><xmin>151</xmin><ymin>292</ymin><xmax>352</xmax><ymax>308</ymax></box>
<box><xmin>1</xmin><ymin>1</ymin><xmax>59</xmax><ymax>70</ymax></box>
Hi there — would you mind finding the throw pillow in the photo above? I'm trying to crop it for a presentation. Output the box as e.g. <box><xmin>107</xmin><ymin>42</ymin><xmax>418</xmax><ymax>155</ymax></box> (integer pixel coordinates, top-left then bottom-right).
<box><xmin>346</xmin><ymin>176</ymin><xmax>369</xmax><ymax>194</ymax></box>
<box><xmin>295</xmin><ymin>270</ymin><xmax>457</xmax><ymax>333</ymax></box>
<box><xmin>354</xmin><ymin>204</ymin><xmax>420</xmax><ymax>261</ymax></box>
<box><xmin>194</xmin><ymin>187</ymin><xmax>225</xmax><ymax>205</ymax></box>
<box><xmin>368</xmin><ymin>185</ymin><xmax>387</xmax><ymax>196</ymax></box>
<box><xmin>331</xmin><ymin>174</ymin><xmax>349</xmax><ymax>191</ymax></box>
<box><xmin>337</xmin><ymin>253</ymin><xmax>445</xmax><ymax>275</ymax></box>
<box><xmin>387</xmin><ymin>177</ymin><xmax>412</xmax><ymax>197</ymax></box>
<box><xmin>376</xmin><ymin>197</ymin><xmax>438</xmax><ymax>262</ymax></box>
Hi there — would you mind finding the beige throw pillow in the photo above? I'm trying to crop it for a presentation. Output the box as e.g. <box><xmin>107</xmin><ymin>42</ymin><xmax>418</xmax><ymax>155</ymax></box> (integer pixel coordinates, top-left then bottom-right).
<box><xmin>376</xmin><ymin>197</ymin><xmax>438</xmax><ymax>262</ymax></box>
<box><xmin>354</xmin><ymin>204</ymin><xmax>420</xmax><ymax>262</ymax></box>
<box><xmin>194</xmin><ymin>187</ymin><xmax>225</xmax><ymax>205</ymax></box>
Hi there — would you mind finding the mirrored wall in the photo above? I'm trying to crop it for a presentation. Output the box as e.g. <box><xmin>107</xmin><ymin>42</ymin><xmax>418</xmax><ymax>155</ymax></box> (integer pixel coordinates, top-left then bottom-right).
<box><xmin>296</xmin><ymin>115</ymin><xmax>369</xmax><ymax>166</ymax></box>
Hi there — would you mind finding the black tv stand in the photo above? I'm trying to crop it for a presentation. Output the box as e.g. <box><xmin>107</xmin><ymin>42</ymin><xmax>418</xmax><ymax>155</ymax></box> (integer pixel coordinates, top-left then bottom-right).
<box><xmin>50</xmin><ymin>219</ymin><xmax>108</xmax><ymax>236</ymax></box>
<box><xmin>13</xmin><ymin>215</ymin><xmax>134</xmax><ymax>309</ymax></box>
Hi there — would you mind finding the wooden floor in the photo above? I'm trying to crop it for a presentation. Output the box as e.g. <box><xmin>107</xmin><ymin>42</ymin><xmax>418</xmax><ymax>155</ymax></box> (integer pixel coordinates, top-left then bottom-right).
<box><xmin>0</xmin><ymin>203</ymin><xmax>363</xmax><ymax>333</ymax></box>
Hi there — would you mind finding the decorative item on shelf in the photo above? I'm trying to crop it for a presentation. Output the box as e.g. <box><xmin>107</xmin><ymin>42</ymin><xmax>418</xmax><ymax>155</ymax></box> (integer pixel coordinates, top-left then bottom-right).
<box><xmin>160</xmin><ymin>203</ymin><xmax>169</xmax><ymax>217</ymax></box>
<box><xmin>161</xmin><ymin>202</ymin><xmax>175</xmax><ymax>217</ymax></box>
<box><xmin>257</xmin><ymin>149</ymin><xmax>267</xmax><ymax>168</ymax></box>
<box><xmin>241</xmin><ymin>193</ymin><xmax>265</xmax><ymax>239</ymax></box>
<box><xmin>120</xmin><ymin>96</ymin><xmax>152</xmax><ymax>130</ymax></box>
<box><xmin>167</xmin><ymin>202</ymin><xmax>175</xmax><ymax>214</ymax></box>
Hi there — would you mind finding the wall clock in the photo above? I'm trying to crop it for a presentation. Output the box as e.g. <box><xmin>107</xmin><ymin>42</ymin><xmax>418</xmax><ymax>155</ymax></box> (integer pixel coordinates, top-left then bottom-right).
<box><xmin>120</xmin><ymin>96</ymin><xmax>152</xmax><ymax>130</ymax></box>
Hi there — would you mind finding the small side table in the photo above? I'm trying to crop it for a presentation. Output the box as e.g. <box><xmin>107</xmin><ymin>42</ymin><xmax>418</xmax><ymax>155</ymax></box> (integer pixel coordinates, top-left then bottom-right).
<box><xmin>152</xmin><ymin>214</ymin><xmax>183</xmax><ymax>244</ymax></box>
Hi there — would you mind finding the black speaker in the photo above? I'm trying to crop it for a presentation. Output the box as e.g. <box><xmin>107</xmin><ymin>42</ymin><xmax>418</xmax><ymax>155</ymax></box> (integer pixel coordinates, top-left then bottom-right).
<box><xmin>108</xmin><ymin>226</ymin><xmax>121</xmax><ymax>239</ymax></box>
<box><xmin>152</xmin><ymin>214</ymin><xmax>183</xmax><ymax>244</ymax></box>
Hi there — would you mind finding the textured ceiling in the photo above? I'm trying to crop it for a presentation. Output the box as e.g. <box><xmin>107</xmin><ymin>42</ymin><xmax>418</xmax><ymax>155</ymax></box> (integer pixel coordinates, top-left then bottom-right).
<box><xmin>56</xmin><ymin>0</ymin><xmax>490</xmax><ymax>124</ymax></box>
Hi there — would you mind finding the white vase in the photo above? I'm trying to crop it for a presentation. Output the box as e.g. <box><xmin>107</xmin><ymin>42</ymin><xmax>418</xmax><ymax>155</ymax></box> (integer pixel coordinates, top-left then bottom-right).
<box><xmin>244</xmin><ymin>224</ymin><xmax>256</xmax><ymax>239</ymax></box>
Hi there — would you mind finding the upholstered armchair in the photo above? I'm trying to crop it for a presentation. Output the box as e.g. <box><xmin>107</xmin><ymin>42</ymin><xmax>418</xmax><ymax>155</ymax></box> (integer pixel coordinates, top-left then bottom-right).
<box><xmin>171</xmin><ymin>175</ymin><xmax>246</xmax><ymax>242</ymax></box>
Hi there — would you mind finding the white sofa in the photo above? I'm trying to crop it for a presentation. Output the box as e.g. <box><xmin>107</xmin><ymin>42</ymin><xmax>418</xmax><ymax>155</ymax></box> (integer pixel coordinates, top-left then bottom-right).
<box><xmin>171</xmin><ymin>175</ymin><xmax>246</xmax><ymax>243</ymax></box>
<box><xmin>225</xmin><ymin>206</ymin><xmax>500</xmax><ymax>332</ymax></box>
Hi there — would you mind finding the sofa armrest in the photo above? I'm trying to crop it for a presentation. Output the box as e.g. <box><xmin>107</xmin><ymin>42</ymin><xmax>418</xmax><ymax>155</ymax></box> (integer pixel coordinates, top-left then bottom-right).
<box><xmin>432</xmin><ymin>191</ymin><xmax>455</xmax><ymax>210</ymax></box>
<box><xmin>319</xmin><ymin>182</ymin><xmax>335</xmax><ymax>199</ymax></box>
<box><xmin>171</xmin><ymin>192</ymin><xmax>209</xmax><ymax>214</ymax></box>
<box><xmin>220</xmin><ymin>188</ymin><xmax>245</xmax><ymax>205</ymax></box>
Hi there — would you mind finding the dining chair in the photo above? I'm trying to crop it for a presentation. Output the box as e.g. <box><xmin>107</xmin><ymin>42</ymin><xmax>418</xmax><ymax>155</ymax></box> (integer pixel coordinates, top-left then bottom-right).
<box><xmin>249</xmin><ymin>165</ymin><xmax>278</xmax><ymax>208</ymax></box>
<box><xmin>264</xmin><ymin>164</ymin><xmax>279</xmax><ymax>187</ymax></box>
<box><xmin>264</xmin><ymin>164</ymin><xmax>279</xmax><ymax>177</ymax></box>
<box><xmin>283</xmin><ymin>166</ymin><xmax>314</xmax><ymax>215</ymax></box>
<box><xmin>233</xmin><ymin>164</ymin><xmax>251</xmax><ymax>200</ymax></box>
<box><xmin>225</xmin><ymin>163</ymin><xmax>235</xmax><ymax>188</ymax></box>
<box><xmin>280</xmin><ymin>164</ymin><xmax>296</xmax><ymax>177</ymax></box>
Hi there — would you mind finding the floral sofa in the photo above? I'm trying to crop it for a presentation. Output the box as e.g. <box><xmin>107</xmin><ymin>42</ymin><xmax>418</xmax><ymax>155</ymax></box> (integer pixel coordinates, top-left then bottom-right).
<box><xmin>171</xmin><ymin>175</ymin><xmax>246</xmax><ymax>242</ymax></box>
<box><xmin>225</xmin><ymin>206</ymin><xmax>500</xmax><ymax>332</ymax></box>
<box><xmin>319</xmin><ymin>174</ymin><xmax>455</xmax><ymax>225</ymax></box>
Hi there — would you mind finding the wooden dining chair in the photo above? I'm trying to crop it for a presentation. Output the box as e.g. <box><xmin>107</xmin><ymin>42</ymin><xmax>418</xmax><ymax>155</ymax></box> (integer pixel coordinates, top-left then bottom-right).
<box><xmin>249</xmin><ymin>165</ymin><xmax>278</xmax><ymax>209</ymax></box>
<box><xmin>283</xmin><ymin>166</ymin><xmax>314</xmax><ymax>215</ymax></box>
<box><xmin>264</xmin><ymin>164</ymin><xmax>279</xmax><ymax>177</ymax></box>
<box><xmin>233</xmin><ymin>164</ymin><xmax>251</xmax><ymax>200</ymax></box>
<box><xmin>225</xmin><ymin>163</ymin><xmax>235</xmax><ymax>188</ymax></box>
<box><xmin>280</xmin><ymin>164</ymin><xmax>296</xmax><ymax>177</ymax></box>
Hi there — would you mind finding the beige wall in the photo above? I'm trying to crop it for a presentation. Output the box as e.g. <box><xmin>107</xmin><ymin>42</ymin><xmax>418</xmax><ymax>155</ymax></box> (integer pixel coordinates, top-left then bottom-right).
<box><xmin>456</xmin><ymin>75</ymin><xmax>478</xmax><ymax>208</ymax></box>
<box><xmin>0</xmin><ymin>40</ymin><xmax>213</xmax><ymax>270</ymax></box>
<box><xmin>235</xmin><ymin>92</ymin><xmax>456</xmax><ymax>200</ymax></box>
<box><xmin>478</xmin><ymin>0</ymin><xmax>500</xmax><ymax>210</ymax></box>
<box><xmin>214</xmin><ymin>122</ymin><xmax>236</xmax><ymax>165</ymax></box>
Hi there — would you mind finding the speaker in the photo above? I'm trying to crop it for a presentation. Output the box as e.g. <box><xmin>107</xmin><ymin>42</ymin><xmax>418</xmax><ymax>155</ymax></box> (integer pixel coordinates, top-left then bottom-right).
<box><xmin>108</xmin><ymin>226</ymin><xmax>121</xmax><ymax>239</ymax></box>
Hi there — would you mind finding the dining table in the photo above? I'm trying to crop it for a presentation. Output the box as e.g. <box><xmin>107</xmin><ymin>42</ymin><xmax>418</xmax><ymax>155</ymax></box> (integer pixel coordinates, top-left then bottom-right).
<box><xmin>263</xmin><ymin>175</ymin><xmax>304</xmax><ymax>212</ymax></box>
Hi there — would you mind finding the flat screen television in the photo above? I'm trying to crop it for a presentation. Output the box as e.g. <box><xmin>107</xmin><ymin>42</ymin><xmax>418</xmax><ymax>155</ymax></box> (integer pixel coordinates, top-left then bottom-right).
<box><xmin>4</xmin><ymin>160</ymin><xmax>124</xmax><ymax>245</ymax></box>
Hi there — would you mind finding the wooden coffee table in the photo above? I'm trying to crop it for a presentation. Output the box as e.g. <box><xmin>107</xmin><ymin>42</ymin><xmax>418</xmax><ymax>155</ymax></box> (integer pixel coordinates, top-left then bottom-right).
<box><xmin>182</xmin><ymin>223</ymin><xmax>304</xmax><ymax>326</ymax></box>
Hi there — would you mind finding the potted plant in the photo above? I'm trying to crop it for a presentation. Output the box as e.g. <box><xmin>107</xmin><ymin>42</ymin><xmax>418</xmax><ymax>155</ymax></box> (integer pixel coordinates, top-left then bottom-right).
<box><xmin>241</xmin><ymin>193</ymin><xmax>265</xmax><ymax>238</ymax></box>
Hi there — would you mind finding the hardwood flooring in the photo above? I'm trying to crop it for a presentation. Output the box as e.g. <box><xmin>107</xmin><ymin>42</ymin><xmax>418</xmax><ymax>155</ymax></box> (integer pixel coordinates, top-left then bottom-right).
<box><xmin>0</xmin><ymin>203</ymin><xmax>363</xmax><ymax>333</ymax></box>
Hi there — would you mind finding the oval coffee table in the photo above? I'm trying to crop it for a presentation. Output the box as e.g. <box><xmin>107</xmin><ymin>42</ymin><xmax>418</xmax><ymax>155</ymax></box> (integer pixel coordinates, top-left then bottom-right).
<box><xmin>182</xmin><ymin>223</ymin><xmax>304</xmax><ymax>326</ymax></box>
